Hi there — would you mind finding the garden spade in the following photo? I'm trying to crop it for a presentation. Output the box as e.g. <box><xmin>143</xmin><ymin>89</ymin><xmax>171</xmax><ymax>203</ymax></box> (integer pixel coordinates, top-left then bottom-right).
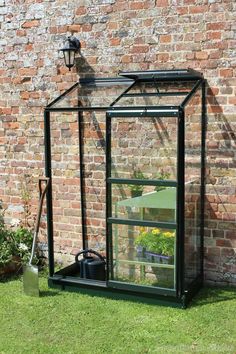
<box><xmin>23</xmin><ymin>177</ymin><xmax>50</xmax><ymax>296</ymax></box>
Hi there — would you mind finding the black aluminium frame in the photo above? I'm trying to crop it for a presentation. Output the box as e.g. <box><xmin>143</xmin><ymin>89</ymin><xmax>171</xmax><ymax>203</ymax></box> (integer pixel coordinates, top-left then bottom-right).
<box><xmin>44</xmin><ymin>69</ymin><xmax>206</xmax><ymax>308</ymax></box>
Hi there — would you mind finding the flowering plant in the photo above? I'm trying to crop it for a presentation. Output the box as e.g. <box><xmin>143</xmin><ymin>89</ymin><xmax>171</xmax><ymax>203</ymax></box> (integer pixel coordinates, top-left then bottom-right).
<box><xmin>0</xmin><ymin>201</ymin><xmax>34</xmax><ymax>267</ymax></box>
<box><xmin>134</xmin><ymin>227</ymin><xmax>175</xmax><ymax>257</ymax></box>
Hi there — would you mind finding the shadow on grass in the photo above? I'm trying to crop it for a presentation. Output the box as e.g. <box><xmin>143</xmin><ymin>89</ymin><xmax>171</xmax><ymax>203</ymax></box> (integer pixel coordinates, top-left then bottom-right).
<box><xmin>0</xmin><ymin>272</ymin><xmax>22</xmax><ymax>283</ymax></box>
<box><xmin>190</xmin><ymin>286</ymin><xmax>236</xmax><ymax>308</ymax></box>
<box><xmin>40</xmin><ymin>290</ymin><xmax>60</xmax><ymax>297</ymax></box>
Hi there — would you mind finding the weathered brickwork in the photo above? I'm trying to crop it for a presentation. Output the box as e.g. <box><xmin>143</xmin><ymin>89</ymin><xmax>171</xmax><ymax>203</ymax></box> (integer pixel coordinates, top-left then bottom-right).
<box><xmin>0</xmin><ymin>0</ymin><xmax>235</xmax><ymax>285</ymax></box>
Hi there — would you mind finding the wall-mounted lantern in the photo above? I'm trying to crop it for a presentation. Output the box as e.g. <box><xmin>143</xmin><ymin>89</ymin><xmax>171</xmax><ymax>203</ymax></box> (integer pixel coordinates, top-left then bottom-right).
<box><xmin>59</xmin><ymin>36</ymin><xmax>81</xmax><ymax>71</ymax></box>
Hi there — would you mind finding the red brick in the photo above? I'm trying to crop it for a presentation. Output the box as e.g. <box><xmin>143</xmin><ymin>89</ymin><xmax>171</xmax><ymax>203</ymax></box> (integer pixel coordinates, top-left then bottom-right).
<box><xmin>22</xmin><ymin>20</ymin><xmax>40</xmax><ymax>28</ymax></box>
<box><xmin>177</xmin><ymin>7</ymin><xmax>188</xmax><ymax>15</ymax></box>
<box><xmin>49</xmin><ymin>27</ymin><xmax>57</xmax><ymax>34</ymax></box>
<box><xmin>216</xmin><ymin>239</ymin><xmax>233</xmax><ymax>248</ymax></box>
<box><xmin>68</xmin><ymin>25</ymin><xmax>82</xmax><ymax>33</ymax></box>
<box><xmin>219</xmin><ymin>68</ymin><xmax>233</xmax><ymax>77</ymax></box>
<box><xmin>57</xmin><ymin>26</ymin><xmax>68</xmax><ymax>33</ymax></box>
<box><xmin>107</xmin><ymin>22</ymin><xmax>119</xmax><ymax>30</ymax></box>
<box><xmin>195</xmin><ymin>51</ymin><xmax>209</xmax><ymax>60</ymax></box>
<box><xmin>207</xmin><ymin>23</ymin><xmax>225</xmax><ymax>31</ymax></box>
<box><xmin>208</xmin><ymin>105</ymin><xmax>223</xmax><ymax>113</ymax></box>
<box><xmin>75</xmin><ymin>6</ymin><xmax>87</xmax><ymax>15</ymax></box>
<box><xmin>228</xmin><ymin>97</ymin><xmax>236</xmax><ymax>105</ymax></box>
<box><xmin>16</xmin><ymin>29</ymin><xmax>26</xmax><ymax>36</ymax></box>
<box><xmin>131</xmin><ymin>45</ymin><xmax>149</xmax><ymax>54</ymax></box>
<box><xmin>18</xmin><ymin>68</ymin><xmax>37</xmax><ymax>76</ymax></box>
<box><xmin>189</xmin><ymin>5</ymin><xmax>208</xmax><ymax>14</ymax></box>
<box><xmin>160</xmin><ymin>34</ymin><xmax>171</xmax><ymax>43</ymax></box>
<box><xmin>207</xmin><ymin>87</ymin><xmax>219</xmax><ymax>95</ymax></box>
<box><xmin>207</xmin><ymin>32</ymin><xmax>221</xmax><ymax>40</ymax></box>
<box><xmin>130</xmin><ymin>2</ymin><xmax>145</xmax><ymax>10</ymax></box>
<box><xmin>121</xmin><ymin>55</ymin><xmax>132</xmax><ymax>63</ymax></box>
<box><xmin>81</xmin><ymin>24</ymin><xmax>92</xmax><ymax>32</ymax></box>
<box><xmin>110</xmin><ymin>38</ymin><xmax>121</xmax><ymax>46</ymax></box>
<box><xmin>157</xmin><ymin>53</ymin><xmax>169</xmax><ymax>62</ymax></box>
<box><xmin>155</xmin><ymin>0</ymin><xmax>169</xmax><ymax>6</ymax></box>
<box><xmin>20</xmin><ymin>91</ymin><xmax>30</xmax><ymax>100</ymax></box>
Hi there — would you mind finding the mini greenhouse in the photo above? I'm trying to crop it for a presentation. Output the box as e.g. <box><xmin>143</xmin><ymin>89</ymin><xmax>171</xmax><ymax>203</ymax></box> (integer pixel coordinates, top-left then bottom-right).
<box><xmin>44</xmin><ymin>69</ymin><xmax>206</xmax><ymax>307</ymax></box>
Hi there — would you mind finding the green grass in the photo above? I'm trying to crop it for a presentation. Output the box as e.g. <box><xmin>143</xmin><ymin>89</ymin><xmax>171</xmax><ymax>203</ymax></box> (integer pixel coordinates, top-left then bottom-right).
<box><xmin>0</xmin><ymin>276</ymin><xmax>236</xmax><ymax>354</ymax></box>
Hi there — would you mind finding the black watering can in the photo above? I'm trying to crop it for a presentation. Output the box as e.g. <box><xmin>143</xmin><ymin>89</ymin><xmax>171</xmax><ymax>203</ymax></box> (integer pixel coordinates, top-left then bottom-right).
<box><xmin>75</xmin><ymin>249</ymin><xmax>106</xmax><ymax>281</ymax></box>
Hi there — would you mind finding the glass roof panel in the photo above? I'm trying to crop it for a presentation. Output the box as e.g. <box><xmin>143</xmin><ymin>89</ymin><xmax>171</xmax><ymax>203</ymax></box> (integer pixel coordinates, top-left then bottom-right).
<box><xmin>113</xmin><ymin>80</ymin><xmax>196</xmax><ymax>107</ymax></box>
<box><xmin>48</xmin><ymin>78</ymin><xmax>134</xmax><ymax>109</ymax></box>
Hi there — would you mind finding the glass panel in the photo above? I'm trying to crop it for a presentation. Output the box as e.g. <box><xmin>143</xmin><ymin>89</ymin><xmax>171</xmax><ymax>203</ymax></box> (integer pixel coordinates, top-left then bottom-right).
<box><xmin>51</xmin><ymin>79</ymin><xmax>132</xmax><ymax>108</ymax></box>
<box><xmin>114</xmin><ymin>81</ymin><xmax>195</xmax><ymax>107</ymax></box>
<box><xmin>112</xmin><ymin>184</ymin><xmax>176</xmax><ymax>223</ymax></box>
<box><xmin>184</xmin><ymin>88</ymin><xmax>202</xmax><ymax>286</ymax></box>
<box><xmin>82</xmin><ymin>111</ymin><xmax>106</xmax><ymax>252</ymax></box>
<box><xmin>111</xmin><ymin>117</ymin><xmax>177</xmax><ymax>180</ymax></box>
<box><xmin>111</xmin><ymin>225</ymin><xmax>176</xmax><ymax>289</ymax></box>
<box><xmin>50</xmin><ymin>112</ymin><xmax>82</xmax><ymax>266</ymax></box>
<box><xmin>50</xmin><ymin>111</ymin><xmax>106</xmax><ymax>269</ymax></box>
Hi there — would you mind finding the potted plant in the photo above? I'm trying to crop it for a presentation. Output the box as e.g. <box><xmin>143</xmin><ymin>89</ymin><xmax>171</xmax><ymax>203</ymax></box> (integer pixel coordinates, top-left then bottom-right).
<box><xmin>135</xmin><ymin>227</ymin><xmax>175</xmax><ymax>264</ymax></box>
<box><xmin>129</xmin><ymin>169</ymin><xmax>146</xmax><ymax>198</ymax></box>
<box><xmin>0</xmin><ymin>201</ymin><xmax>36</xmax><ymax>277</ymax></box>
<box><xmin>134</xmin><ymin>227</ymin><xmax>150</xmax><ymax>259</ymax></box>
<box><xmin>148</xmin><ymin>230</ymin><xmax>175</xmax><ymax>264</ymax></box>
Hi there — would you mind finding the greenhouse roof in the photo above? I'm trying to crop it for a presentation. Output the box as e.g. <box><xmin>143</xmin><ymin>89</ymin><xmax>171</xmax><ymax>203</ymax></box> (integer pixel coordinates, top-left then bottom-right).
<box><xmin>46</xmin><ymin>69</ymin><xmax>204</xmax><ymax>112</ymax></box>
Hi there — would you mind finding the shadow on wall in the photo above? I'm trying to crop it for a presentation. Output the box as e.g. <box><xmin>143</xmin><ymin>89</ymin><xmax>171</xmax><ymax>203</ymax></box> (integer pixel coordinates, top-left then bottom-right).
<box><xmin>204</xmin><ymin>83</ymin><xmax>236</xmax><ymax>285</ymax></box>
<box><xmin>74</xmin><ymin>54</ymin><xmax>106</xmax><ymax>251</ymax></box>
<box><xmin>75</xmin><ymin>53</ymin><xmax>105</xmax><ymax>150</ymax></box>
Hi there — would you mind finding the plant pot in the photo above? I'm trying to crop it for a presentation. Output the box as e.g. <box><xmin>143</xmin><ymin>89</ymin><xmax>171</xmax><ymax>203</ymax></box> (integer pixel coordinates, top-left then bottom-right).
<box><xmin>136</xmin><ymin>246</ymin><xmax>146</xmax><ymax>260</ymax></box>
<box><xmin>161</xmin><ymin>255</ymin><xmax>174</xmax><ymax>264</ymax></box>
<box><xmin>145</xmin><ymin>251</ymin><xmax>174</xmax><ymax>264</ymax></box>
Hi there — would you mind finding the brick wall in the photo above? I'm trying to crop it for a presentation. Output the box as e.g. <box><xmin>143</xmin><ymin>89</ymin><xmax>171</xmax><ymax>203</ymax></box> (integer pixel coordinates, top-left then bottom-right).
<box><xmin>0</xmin><ymin>0</ymin><xmax>235</xmax><ymax>285</ymax></box>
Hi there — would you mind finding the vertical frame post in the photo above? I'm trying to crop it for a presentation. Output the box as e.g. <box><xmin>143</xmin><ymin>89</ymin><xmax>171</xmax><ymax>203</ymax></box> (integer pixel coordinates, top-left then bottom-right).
<box><xmin>105</xmin><ymin>112</ymin><xmax>112</xmax><ymax>281</ymax></box>
<box><xmin>44</xmin><ymin>110</ymin><xmax>54</xmax><ymax>276</ymax></box>
<box><xmin>176</xmin><ymin>107</ymin><xmax>185</xmax><ymax>298</ymax></box>
<box><xmin>78</xmin><ymin>111</ymin><xmax>87</xmax><ymax>250</ymax></box>
<box><xmin>200</xmin><ymin>80</ymin><xmax>206</xmax><ymax>282</ymax></box>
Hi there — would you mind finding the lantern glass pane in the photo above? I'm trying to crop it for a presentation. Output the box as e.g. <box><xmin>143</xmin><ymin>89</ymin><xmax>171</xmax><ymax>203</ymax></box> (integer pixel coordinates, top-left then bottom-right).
<box><xmin>63</xmin><ymin>50</ymin><xmax>75</xmax><ymax>69</ymax></box>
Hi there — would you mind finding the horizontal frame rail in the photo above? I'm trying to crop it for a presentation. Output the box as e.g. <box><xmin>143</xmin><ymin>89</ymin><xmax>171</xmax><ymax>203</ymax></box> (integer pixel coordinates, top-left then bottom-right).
<box><xmin>107</xmin><ymin>108</ymin><xmax>179</xmax><ymax>117</ymax></box>
<box><xmin>45</xmin><ymin>106</ymin><xmax>179</xmax><ymax>115</ymax></box>
<box><xmin>115</xmin><ymin>258</ymin><xmax>175</xmax><ymax>269</ymax></box>
<box><xmin>108</xmin><ymin>280</ymin><xmax>176</xmax><ymax>297</ymax></box>
<box><xmin>108</xmin><ymin>178</ymin><xmax>177</xmax><ymax>187</ymax></box>
<box><xmin>123</xmin><ymin>92</ymin><xmax>189</xmax><ymax>98</ymax></box>
<box><xmin>108</xmin><ymin>217</ymin><xmax>176</xmax><ymax>229</ymax></box>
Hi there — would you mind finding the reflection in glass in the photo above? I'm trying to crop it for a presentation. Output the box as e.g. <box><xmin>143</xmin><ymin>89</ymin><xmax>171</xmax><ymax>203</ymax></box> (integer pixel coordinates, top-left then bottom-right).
<box><xmin>114</xmin><ymin>81</ymin><xmax>195</xmax><ymax>107</ymax></box>
<box><xmin>112</xmin><ymin>185</ymin><xmax>176</xmax><ymax>223</ymax></box>
<box><xmin>111</xmin><ymin>117</ymin><xmax>177</xmax><ymax>180</ymax></box>
<box><xmin>184</xmin><ymin>89</ymin><xmax>202</xmax><ymax>285</ymax></box>
<box><xmin>52</xmin><ymin>81</ymin><xmax>132</xmax><ymax>109</ymax></box>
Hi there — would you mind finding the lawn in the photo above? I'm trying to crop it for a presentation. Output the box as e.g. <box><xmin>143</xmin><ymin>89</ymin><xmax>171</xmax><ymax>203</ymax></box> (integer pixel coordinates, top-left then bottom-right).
<box><xmin>0</xmin><ymin>275</ymin><xmax>235</xmax><ymax>354</ymax></box>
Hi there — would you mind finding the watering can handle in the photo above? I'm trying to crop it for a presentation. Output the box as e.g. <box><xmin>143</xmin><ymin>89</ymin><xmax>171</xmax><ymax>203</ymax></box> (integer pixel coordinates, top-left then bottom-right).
<box><xmin>75</xmin><ymin>249</ymin><xmax>106</xmax><ymax>264</ymax></box>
